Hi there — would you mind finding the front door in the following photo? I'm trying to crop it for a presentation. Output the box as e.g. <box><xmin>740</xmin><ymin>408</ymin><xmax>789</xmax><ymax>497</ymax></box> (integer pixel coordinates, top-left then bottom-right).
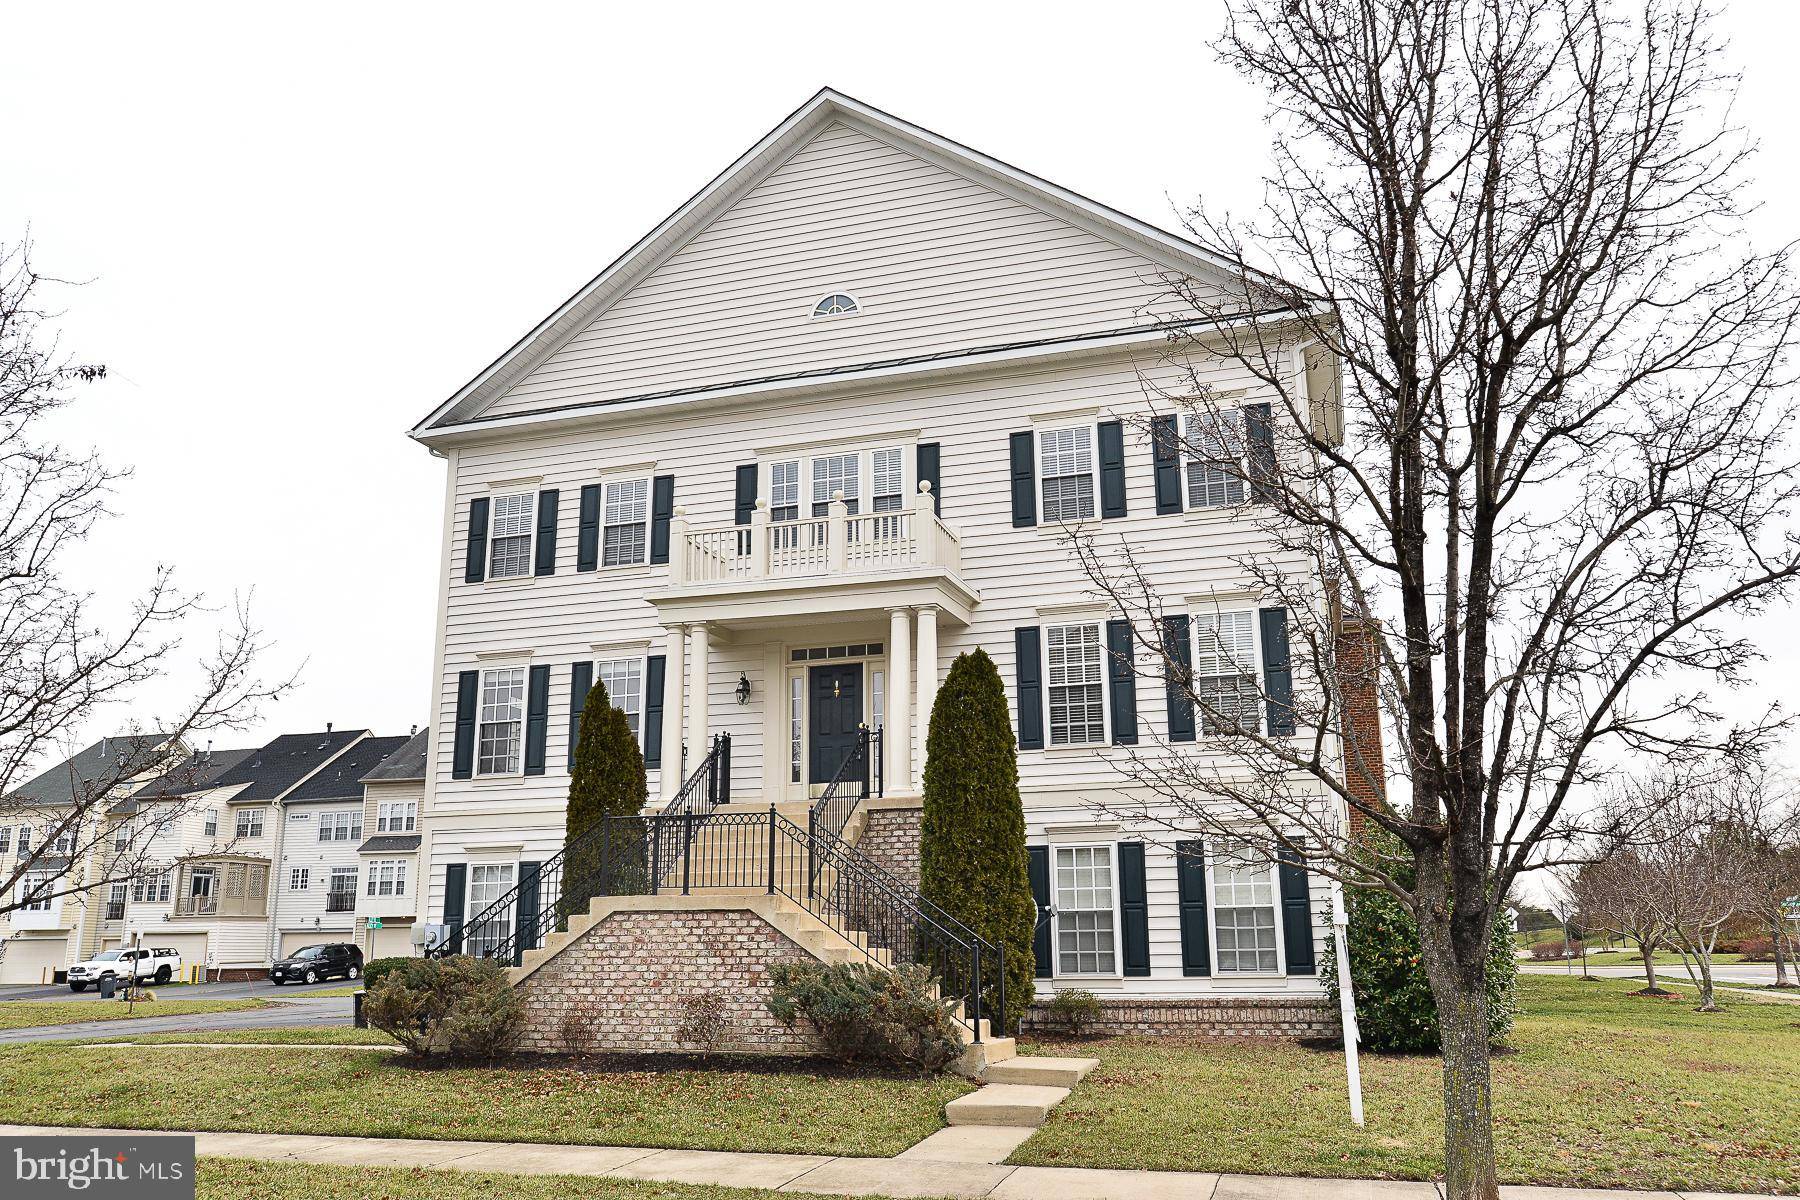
<box><xmin>809</xmin><ymin>664</ymin><xmax>864</xmax><ymax>788</ymax></box>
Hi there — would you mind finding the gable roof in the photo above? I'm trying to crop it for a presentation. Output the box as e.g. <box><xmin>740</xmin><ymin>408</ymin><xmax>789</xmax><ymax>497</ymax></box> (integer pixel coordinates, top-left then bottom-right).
<box><xmin>113</xmin><ymin>747</ymin><xmax>259</xmax><ymax>813</ymax></box>
<box><xmin>5</xmin><ymin>734</ymin><xmax>177</xmax><ymax>809</ymax></box>
<box><xmin>360</xmin><ymin>730</ymin><xmax>427</xmax><ymax>784</ymax></box>
<box><xmin>414</xmin><ymin>88</ymin><xmax>1275</xmax><ymax>438</ymax></box>
<box><xmin>286</xmin><ymin>735</ymin><xmax>411</xmax><ymax>803</ymax></box>
<box><xmin>210</xmin><ymin>730</ymin><xmax>369</xmax><ymax>803</ymax></box>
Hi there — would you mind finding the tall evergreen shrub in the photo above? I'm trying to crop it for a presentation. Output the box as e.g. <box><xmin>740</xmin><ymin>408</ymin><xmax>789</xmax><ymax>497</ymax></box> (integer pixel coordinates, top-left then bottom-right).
<box><xmin>919</xmin><ymin>648</ymin><xmax>1037</xmax><ymax>1034</ymax></box>
<box><xmin>561</xmin><ymin>681</ymin><xmax>648</xmax><ymax>923</ymax></box>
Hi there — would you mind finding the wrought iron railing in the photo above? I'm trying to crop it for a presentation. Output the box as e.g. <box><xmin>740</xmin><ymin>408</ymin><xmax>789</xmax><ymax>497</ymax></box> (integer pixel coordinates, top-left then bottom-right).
<box><xmin>808</xmin><ymin>726</ymin><xmax>879</xmax><ymax>850</ymax></box>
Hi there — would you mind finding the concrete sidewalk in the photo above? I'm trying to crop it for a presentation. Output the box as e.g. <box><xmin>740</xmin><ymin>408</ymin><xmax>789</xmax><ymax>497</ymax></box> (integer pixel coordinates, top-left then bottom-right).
<box><xmin>0</xmin><ymin>1124</ymin><xmax>1777</xmax><ymax>1200</ymax></box>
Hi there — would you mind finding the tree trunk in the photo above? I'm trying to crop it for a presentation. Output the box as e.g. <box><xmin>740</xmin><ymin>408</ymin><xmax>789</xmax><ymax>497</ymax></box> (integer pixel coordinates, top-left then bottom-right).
<box><xmin>1774</xmin><ymin>923</ymin><xmax>1792</xmax><ymax>988</ymax></box>
<box><xmin>1417</xmin><ymin>903</ymin><xmax>1499</xmax><ymax>1200</ymax></box>
<box><xmin>1694</xmin><ymin>951</ymin><xmax>1719</xmax><ymax>1012</ymax></box>
<box><xmin>1637</xmin><ymin>941</ymin><xmax>1659</xmax><ymax>994</ymax></box>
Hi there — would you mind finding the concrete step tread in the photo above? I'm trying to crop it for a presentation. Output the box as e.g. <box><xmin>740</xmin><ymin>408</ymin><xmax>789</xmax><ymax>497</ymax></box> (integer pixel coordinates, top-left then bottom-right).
<box><xmin>943</xmin><ymin>1082</ymin><xmax>1071</xmax><ymax>1128</ymax></box>
<box><xmin>983</xmin><ymin>1055</ymin><xmax>1099</xmax><ymax>1087</ymax></box>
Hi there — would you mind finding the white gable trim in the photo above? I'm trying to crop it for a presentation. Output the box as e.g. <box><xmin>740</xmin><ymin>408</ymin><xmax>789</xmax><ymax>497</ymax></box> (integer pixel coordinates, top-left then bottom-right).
<box><xmin>413</xmin><ymin>88</ymin><xmax>1281</xmax><ymax>437</ymax></box>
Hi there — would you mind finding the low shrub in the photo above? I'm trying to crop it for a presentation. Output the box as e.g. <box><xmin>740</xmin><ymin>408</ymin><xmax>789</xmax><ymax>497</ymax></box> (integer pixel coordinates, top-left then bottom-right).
<box><xmin>1736</xmin><ymin>936</ymin><xmax>1775</xmax><ymax>962</ymax></box>
<box><xmin>362</xmin><ymin>955</ymin><xmax>523</xmax><ymax>1062</ymax></box>
<box><xmin>676</xmin><ymin>990</ymin><xmax>734</xmax><ymax>1058</ymax></box>
<box><xmin>1045</xmin><ymin>988</ymin><xmax>1103</xmax><ymax>1037</ymax></box>
<box><xmin>362</xmin><ymin>956</ymin><xmax>423</xmax><ymax>990</ymax></box>
<box><xmin>767</xmin><ymin>960</ymin><xmax>963</xmax><ymax>1073</ymax></box>
<box><xmin>1530</xmin><ymin>939</ymin><xmax>1581</xmax><ymax>960</ymax></box>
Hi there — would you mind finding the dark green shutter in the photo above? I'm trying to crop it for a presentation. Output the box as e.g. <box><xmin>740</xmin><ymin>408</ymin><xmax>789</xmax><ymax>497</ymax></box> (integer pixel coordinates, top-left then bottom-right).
<box><xmin>642</xmin><ymin>655</ymin><xmax>666</xmax><ymax>768</ymax></box>
<box><xmin>1119</xmin><ymin>841</ymin><xmax>1150</xmax><ymax>976</ymax></box>
<box><xmin>1151</xmin><ymin>414</ymin><xmax>1182</xmax><ymax>514</ymax></box>
<box><xmin>451</xmin><ymin>671</ymin><xmax>478</xmax><ymax>779</ymax></box>
<box><xmin>1098</xmin><ymin>420</ymin><xmax>1128</xmax><ymax>519</ymax></box>
<box><xmin>464</xmin><ymin>498</ymin><xmax>489</xmax><ymax>583</ymax></box>
<box><xmin>514</xmin><ymin>861</ymin><xmax>541</xmax><ymax>965</ymax></box>
<box><xmin>1009</xmin><ymin>431</ymin><xmax>1037</xmax><ymax>527</ymax></box>
<box><xmin>1014</xmin><ymin>626</ymin><xmax>1044</xmax><ymax>750</ymax></box>
<box><xmin>1106</xmin><ymin>619</ymin><xmax>1138</xmax><ymax>745</ymax></box>
<box><xmin>533</xmin><ymin>489</ymin><xmax>559</xmax><ymax>575</ymax></box>
<box><xmin>1176</xmin><ymin>841</ymin><xmax>1211</xmax><ymax>975</ymax></box>
<box><xmin>734</xmin><ymin>464</ymin><xmax>758</xmax><ymax>526</ymax></box>
<box><xmin>576</xmin><ymin>484</ymin><xmax>601</xmax><ymax>572</ymax></box>
<box><xmin>523</xmin><ymin>664</ymin><xmax>551</xmax><ymax>776</ymax></box>
<box><xmin>1028</xmin><ymin>846</ymin><xmax>1052</xmax><ymax>978</ymax></box>
<box><xmin>1163</xmin><ymin>614</ymin><xmax>1196</xmax><ymax>743</ymax></box>
<box><xmin>443</xmin><ymin>863</ymin><xmax>467</xmax><ymax>955</ymax></box>
<box><xmin>916</xmin><ymin>442</ymin><xmax>941</xmax><ymax>514</ymax></box>
<box><xmin>568</xmin><ymin>661</ymin><xmax>593</xmax><ymax>771</ymax></box>
<box><xmin>1260</xmin><ymin>608</ymin><xmax>1295</xmax><ymax>736</ymax></box>
<box><xmin>649</xmin><ymin>474</ymin><xmax>676</xmax><ymax>564</ymax></box>
<box><xmin>1278</xmin><ymin>846</ymin><xmax>1316</xmax><ymax>975</ymax></box>
<box><xmin>1244</xmin><ymin>402</ymin><xmax>1276</xmax><ymax>504</ymax></box>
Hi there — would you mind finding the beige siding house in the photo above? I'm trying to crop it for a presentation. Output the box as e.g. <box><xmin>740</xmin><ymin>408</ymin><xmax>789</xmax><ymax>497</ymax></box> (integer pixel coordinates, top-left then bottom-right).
<box><xmin>354</xmin><ymin>730</ymin><xmax>427</xmax><ymax>961</ymax></box>
<box><xmin>407</xmin><ymin>90</ymin><xmax>1355</xmax><ymax>1031</ymax></box>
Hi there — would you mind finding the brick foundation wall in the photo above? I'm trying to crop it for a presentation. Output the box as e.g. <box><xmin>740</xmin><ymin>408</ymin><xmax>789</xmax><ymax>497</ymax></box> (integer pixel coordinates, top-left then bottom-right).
<box><xmin>1023</xmin><ymin>995</ymin><xmax>1340</xmax><ymax>1039</ymax></box>
<box><xmin>855</xmin><ymin>806</ymin><xmax>922</xmax><ymax>888</ymax></box>
<box><xmin>513</xmin><ymin>908</ymin><xmax>820</xmax><ymax>1057</ymax></box>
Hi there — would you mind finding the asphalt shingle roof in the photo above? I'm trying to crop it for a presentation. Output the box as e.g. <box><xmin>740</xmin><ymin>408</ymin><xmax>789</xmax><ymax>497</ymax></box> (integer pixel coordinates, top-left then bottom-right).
<box><xmin>360</xmin><ymin>730</ymin><xmax>427</xmax><ymax>784</ymax></box>
<box><xmin>5</xmin><ymin>734</ymin><xmax>176</xmax><ymax>809</ymax></box>
<box><xmin>209</xmin><ymin>730</ymin><xmax>370</xmax><ymax>803</ymax></box>
<box><xmin>112</xmin><ymin>747</ymin><xmax>258</xmax><ymax>813</ymax></box>
<box><xmin>286</xmin><ymin>735</ymin><xmax>410</xmax><ymax>803</ymax></box>
<box><xmin>358</xmin><ymin>834</ymin><xmax>422</xmax><ymax>853</ymax></box>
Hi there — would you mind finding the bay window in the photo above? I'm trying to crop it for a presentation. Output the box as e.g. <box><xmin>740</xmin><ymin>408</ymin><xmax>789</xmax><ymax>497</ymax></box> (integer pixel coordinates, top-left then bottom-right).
<box><xmin>366</xmin><ymin>859</ymin><xmax>408</xmax><ymax>897</ymax></box>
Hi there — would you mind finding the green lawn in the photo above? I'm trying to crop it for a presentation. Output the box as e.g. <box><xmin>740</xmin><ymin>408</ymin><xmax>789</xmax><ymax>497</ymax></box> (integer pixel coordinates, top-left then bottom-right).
<box><xmin>1577</xmin><ymin>948</ymin><xmax>1751</xmax><ymax>967</ymax></box>
<box><xmin>297</xmin><ymin>986</ymin><xmax>363</xmax><ymax>998</ymax></box>
<box><xmin>79</xmin><ymin>1026</ymin><xmax>397</xmax><ymax>1046</ymax></box>
<box><xmin>0</xmin><ymin>1044</ymin><xmax>969</xmax><ymax>1158</ymax></box>
<box><xmin>0</xmin><ymin>999</ymin><xmax>271</xmax><ymax>1031</ymax></box>
<box><xmin>196</xmin><ymin>1159</ymin><xmax>879</xmax><ymax>1200</ymax></box>
<box><xmin>1011</xmin><ymin>975</ymin><xmax>1800</xmax><ymax>1193</ymax></box>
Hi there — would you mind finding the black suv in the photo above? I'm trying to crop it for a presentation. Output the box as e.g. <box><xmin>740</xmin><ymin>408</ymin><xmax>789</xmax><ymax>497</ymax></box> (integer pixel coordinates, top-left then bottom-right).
<box><xmin>269</xmin><ymin>942</ymin><xmax>363</xmax><ymax>985</ymax></box>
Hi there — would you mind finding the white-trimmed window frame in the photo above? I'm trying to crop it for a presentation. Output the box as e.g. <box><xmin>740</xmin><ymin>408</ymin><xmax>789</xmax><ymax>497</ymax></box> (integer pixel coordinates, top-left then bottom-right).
<box><xmin>476</xmin><ymin>665</ymin><xmax>528</xmax><ymax>778</ymax></box>
<box><xmin>485</xmin><ymin>490</ymin><xmax>538</xmax><ymax>581</ymax></box>
<box><xmin>318</xmin><ymin>810</ymin><xmax>363</xmax><ymax>843</ymax></box>
<box><xmin>366</xmin><ymin>859</ymin><xmax>408</xmax><ymax>898</ymax></box>
<box><xmin>1050</xmin><ymin>841</ymin><xmax>1122</xmax><ymax>979</ymax></box>
<box><xmin>464</xmin><ymin>861</ymin><xmax>516</xmax><ymax>959</ymax></box>
<box><xmin>1204</xmin><ymin>837</ymin><xmax>1287</xmax><ymax>977</ymax></box>
<box><xmin>593</xmin><ymin>655</ymin><xmax>648</xmax><ymax>749</ymax></box>
<box><xmin>376</xmin><ymin>800</ymin><xmax>417</xmax><ymax>833</ymax></box>
<box><xmin>235</xmin><ymin>807</ymin><xmax>265</xmax><ymax>839</ymax></box>
<box><xmin>763</xmin><ymin>444</ymin><xmax>913</xmax><ymax>525</ymax></box>
<box><xmin>289</xmin><ymin>867</ymin><xmax>310</xmax><ymax>891</ymax></box>
<box><xmin>1036</xmin><ymin>424</ymin><xmax>1098</xmax><ymax>525</ymax></box>
<box><xmin>1042</xmin><ymin>621</ymin><xmax>1110</xmax><ymax>748</ymax></box>
<box><xmin>19</xmin><ymin>871</ymin><xmax>55</xmax><ymax>912</ymax></box>
<box><xmin>598</xmin><ymin>474</ymin><xmax>652</xmax><ymax>569</ymax></box>
<box><xmin>811</xmin><ymin>291</ymin><xmax>861</xmax><ymax>319</ymax></box>
<box><xmin>1182</xmin><ymin>409</ymin><xmax>1249</xmax><ymax>511</ymax></box>
<box><xmin>202</xmin><ymin>808</ymin><xmax>218</xmax><ymax>838</ymax></box>
<box><xmin>1189</xmin><ymin>609</ymin><xmax>1265</xmax><ymax>736</ymax></box>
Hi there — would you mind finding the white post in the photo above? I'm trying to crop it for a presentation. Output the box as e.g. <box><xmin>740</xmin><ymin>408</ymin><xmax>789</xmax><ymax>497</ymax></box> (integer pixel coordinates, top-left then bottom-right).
<box><xmin>828</xmin><ymin>491</ymin><xmax>849</xmax><ymax>573</ymax></box>
<box><xmin>686</xmin><ymin>622</ymin><xmax>711</xmax><ymax>769</ymax></box>
<box><xmin>659</xmin><ymin>625</ymin><xmax>687</xmax><ymax>802</ymax></box>
<box><xmin>1332</xmin><ymin>881</ymin><xmax>1365</xmax><ymax>1127</ymax></box>
<box><xmin>914</xmin><ymin>604</ymin><xmax>939</xmax><ymax>790</ymax></box>
<box><xmin>913</xmin><ymin>482</ymin><xmax>937</xmax><ymax>565</ymax></box>
<box><xmin>667</xmin><ymin>506</ymin><xmax>689</xmax><ymax>585</ymax></box>
<box><xmin>886</xmin><ymin>607</ymin><xmax>912</xmax><ymax>795</ymax></box>
<box><xmin>749</xmin><ymin>499</ymin><xmax>770</xmax><ymax>578</ymax></box>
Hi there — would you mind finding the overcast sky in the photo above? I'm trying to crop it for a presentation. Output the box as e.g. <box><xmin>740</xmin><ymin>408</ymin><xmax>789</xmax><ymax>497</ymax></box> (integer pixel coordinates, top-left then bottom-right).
<box><xmin>5</xmin><ymin>2</ymin><xmax>1798</xmax><ymax>765</ymax></box>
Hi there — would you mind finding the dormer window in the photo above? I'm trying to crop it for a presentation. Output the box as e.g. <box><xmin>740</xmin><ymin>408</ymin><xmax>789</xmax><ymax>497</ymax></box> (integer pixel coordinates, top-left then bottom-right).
<box><xmin>812</xmin><ymin>293</ymin><xmax>859</xmax><ymax>318</ymax></box>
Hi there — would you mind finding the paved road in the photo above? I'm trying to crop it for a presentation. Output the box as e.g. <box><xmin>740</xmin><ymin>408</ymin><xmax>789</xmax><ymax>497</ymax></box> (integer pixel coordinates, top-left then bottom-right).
<box><xmin>0</xmin><ymin>995</ymin><xmax>355</xmax><ymax>1044</ymax></box>
<box><xmin>1521</xmin><ymin>961</ymin><xmax>1790</xmax><ymax>987</ymax></box>
<box><xmin>0</xmin><ymin>976</ymin><xmax>353</xmax><ymax>1002</ymax></box>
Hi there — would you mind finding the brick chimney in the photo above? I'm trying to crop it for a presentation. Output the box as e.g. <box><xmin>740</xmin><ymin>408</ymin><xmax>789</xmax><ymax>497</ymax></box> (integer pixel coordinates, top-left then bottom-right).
<box><xmin>1334</xmin><ymin>610</ymin><xmax>1388</xmax><ymax>841</ymax></box>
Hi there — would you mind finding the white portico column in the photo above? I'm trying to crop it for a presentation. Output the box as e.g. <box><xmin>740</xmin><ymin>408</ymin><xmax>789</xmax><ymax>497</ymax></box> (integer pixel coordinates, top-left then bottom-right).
<box><xmin>659</xmin><ymin>624</ymin><xmax>687</xmax><ymax>802</ymax></box>
<box><xmin>886</xmin><ymin>607</ymin><xmax>912</xmax><ymax>795</ymax></box>
<box><xmin>687</xmin><ymin>622</ymin><xmax>712</xmax><ymax>765</ymax></box>
<box><xmin>913</xmin><ymin>604</ymin><xmax>940</xmax><ymax>791</ymax></box>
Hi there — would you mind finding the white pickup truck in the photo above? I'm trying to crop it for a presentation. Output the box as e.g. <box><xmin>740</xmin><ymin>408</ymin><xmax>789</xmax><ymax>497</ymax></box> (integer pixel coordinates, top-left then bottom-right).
<box><xmin>66</xmin><ymin>946</ymin><xmax>182</xmax><ymax>991</ymax></box>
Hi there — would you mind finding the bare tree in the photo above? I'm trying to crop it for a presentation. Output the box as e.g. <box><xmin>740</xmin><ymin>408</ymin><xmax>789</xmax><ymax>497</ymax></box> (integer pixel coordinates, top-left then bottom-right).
<box><xmin>1719</xmin><ymin>760</ymin><xmax>1800</xmax><ymax>987</ymax></box>
<box><xmin>1068</xmin><ymin>3</ymin><xmax>1800</xmax><ymax>1196</ymax></box>
<box><xmin>1566</xmin><ymin>846</ymin><xmax>1674</xmax><ymax>996</ymax></box>
<box><xmin>0</xmin><ymin>239</ymin><xmax>292</xmax><ymax>920</ymax></box>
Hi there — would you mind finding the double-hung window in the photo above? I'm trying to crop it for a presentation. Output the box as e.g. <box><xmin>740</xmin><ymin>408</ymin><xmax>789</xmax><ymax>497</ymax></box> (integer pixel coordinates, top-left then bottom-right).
<box><xmin>15</xmin><ymin>827</ymin><xmax>28</xmax><ymax>856</ymax></box>
<box><xmin>487</xmin><ymin>492</ymin><xmax>535</xmax><ymax>579</ymax></box>
<box><xmin>595</xmin><ymin>658</ymin><xmax>644</xmax><ymax>743</ymax></box>
<box><xmin>235</xmin><ymin>808</ymin><xmax>265</xmax><ymax>839</ymax></box>
<box><xmin>769</xmin><ymin>460</ymin><xmax>801</xmax><ymax>523</ymax></box>
<box><xmin>0</xmin><ymin>826</ymin><xmax>10</xmax><ymax>856</ymax></box>
<box><xmin>132</xmin><ymin>870</ymin><xmax>172</xmax><ymax>904</ymax></box>
<box><xmin>203</xmin><ymin>809</ymin><xmax>218</xmax><ymax>837</ymax></box>
<box><xmin>1045</xmin><ymin>623</ymin><xmax>1106</xmax><ymax>746</ymax></box>
<box><xmin>601</xmin><ymin>478</ymin><xmax>650</xmax><ymax>567</ymax></box>
<box><xmin>21</xmin><ymin>872</ymin><xmax>54</xmax><ymax>912</ymax></box>
<box><xmin>319</xmin><ymin>811</ymin><xmax>363</xmax><ymax>843</ymax></box>
<box><xmin>811</xmin><ymin>453</ymin><xmax>860</xmax><ymax>516</ymax></box>
<box><xmin>477</xmin><ymin>667</ymin><xmax>527</xmax><ymax>776</ymax></box>
<box><xmin>1185</xmin><ymin>411</ymin><xmax>1247</xmax><ymax>509</ymax></box>
<box><xmin>377</xmin><ymin>801</ymin><xmax>417</xmax><ymax>833</ymax></box>
<box><xmin>465</xmin><ymin>863</ymin><xmax>515</xmax><ymax>958</ymax></box>
<box><xmin>1039</xmin><ymin>427</ymin><xmax>1096</xmax><ymax>523</ymax></box>
<box><xmin>366</xmin><ymin>859</ymin><xmax>407</xmax><ymax>897</ymax></box>
<box><xmin>1191</xmin><ymin>611</ymin><xmax>1260</xmax><ymax>734</ymax></box>
<box><xmin>1054</xmin><ymin>845</ymin><xmax>1117</xmax><ymax>975</ymax></box>
<box><xmin>1212</xmin><ymin>840</ymin><xmax>1279</xmax><ymax>973</ymax></box>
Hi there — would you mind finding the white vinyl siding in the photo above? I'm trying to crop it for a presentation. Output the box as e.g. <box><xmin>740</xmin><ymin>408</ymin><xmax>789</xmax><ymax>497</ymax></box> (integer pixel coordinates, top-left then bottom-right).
<box><xmin>1184</xmin><ymin>410</ymin><xmax>1247</xmax><ymax>510</ymax></box>
<box><xmin>477</xmin><ymin>667</ymin><xmax>527</xmax><ymax>776</ymax></box>
<box><xmin>1054</xmin><ymin>845</ymin><xmax>1117</xmax><ymax>976</ymax></box>
<box><xmin>1211</xmin><ymin>841</ymin><xmax>1280</xmax><ymax>974</ymax></box>
<box><xmin>487</xmin><ymin>492</ymin><xmax>535</xmax><ymax>579</ymax></box>
<box><xmin>1191</xmin><ymin>612</ymin><xmax>1260</xmax><ymax>734</ymax></box>
<box><xmin>1038</xmin><ymin>426</ymin><xmax>1095</xmax><ymax>523</ymax></box>
<box><xmin>601</xmin><ymin>478</ymin><xmax>650</xmax><ymax>567</ymax></box>
<box><xmin>1045</xmin><ymin>623</ymin><xmax>1106</xmax><ymax>746</ymax></box>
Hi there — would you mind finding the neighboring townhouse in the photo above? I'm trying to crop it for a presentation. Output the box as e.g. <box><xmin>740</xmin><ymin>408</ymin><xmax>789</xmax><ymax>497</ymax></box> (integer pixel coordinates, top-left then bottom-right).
<box><xmin>0</xmin><ymin>735</ymin><xmax>179</xmax><ymax>984</ymax></box>
<box><xmin>272</xmin><ymin>734</ymin><xmax>409</xmax><ymax>957</ymax></box>
<box><xmin>405</xmin><ymin>90</ymin><xmax>1367</xmax><ymax>1035</ymax></box>
<box><xmin>354</xmin><ymin>730</ymin><xmax>427</xmax><ymax>961</ymax></box>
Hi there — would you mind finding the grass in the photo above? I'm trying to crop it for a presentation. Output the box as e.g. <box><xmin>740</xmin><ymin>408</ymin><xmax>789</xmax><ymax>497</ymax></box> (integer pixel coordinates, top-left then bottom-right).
<box><xmin>1010</xmin><ymin>974</ymin><xmax>1800</xmax><ymax>1193</ymax></box>
<box><xmin>294</xmin><ymin>986</ymin><xmax>362</xmax><ymax>998</ymax></box>
<box><xmin>0</xmin><ymin>1044</ymin><xmax>970</xmax><ymax>1158</ymax></box>
<box><xmin>75</xmin><ymin>1026</ymin><xmax>398</xmax><ymax>1046</ymax></box>
<box><xmin>195</xmin><ymin>1159</ymin><xmax>883</xmax><ymax>1200</ymax></box>
<box><xmin>1579</xmin><ymin>948</ymin><xmax>1752</xmax><ymax>967</ymax></box>
<box><xmin>0</xmin><ymin>999</ymin><xmax>271</xmax><ymax>1031</ymax></box>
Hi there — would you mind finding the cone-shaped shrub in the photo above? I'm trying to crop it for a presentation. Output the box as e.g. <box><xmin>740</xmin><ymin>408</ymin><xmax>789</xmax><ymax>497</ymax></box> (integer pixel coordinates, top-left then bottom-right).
<box><xmin>561</xmin><ymin>681</ymin><xmax>648</xmax><ymax>923</ymax></box>
<box><xmin>920</xmin><ymin>647</ymin><xmax>1036</xmax><ymax>1034</ymax></box>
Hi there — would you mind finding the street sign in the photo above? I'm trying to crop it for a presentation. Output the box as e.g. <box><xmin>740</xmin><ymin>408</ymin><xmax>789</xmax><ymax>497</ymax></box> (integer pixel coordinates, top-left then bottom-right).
<box><xmin>367</xmin><ymin>916</ymin><xmax>384</xmax><ymax>930</ymax></box>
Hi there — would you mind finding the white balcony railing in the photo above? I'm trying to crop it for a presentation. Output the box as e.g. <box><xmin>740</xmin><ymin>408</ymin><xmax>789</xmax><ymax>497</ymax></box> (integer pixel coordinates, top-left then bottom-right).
<box><xmin>671</xmin><ymin>484</ymin><xmax>960</xmax><ymax>586</ymax></box>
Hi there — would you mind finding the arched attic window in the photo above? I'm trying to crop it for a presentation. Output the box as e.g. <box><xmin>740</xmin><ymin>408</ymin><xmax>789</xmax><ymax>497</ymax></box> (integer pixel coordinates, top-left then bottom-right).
<box><xmin>812</xmin><ymin>293</ymin><xmax>860</xmax><ymax>318</ymax></box>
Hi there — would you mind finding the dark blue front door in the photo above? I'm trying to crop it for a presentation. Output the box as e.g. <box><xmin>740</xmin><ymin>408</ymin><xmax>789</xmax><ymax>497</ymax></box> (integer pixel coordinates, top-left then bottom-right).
<box><xmin>809</xmin><ymin>664</ymin><xmax>863</xmax><ymax>787</ymax></box>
